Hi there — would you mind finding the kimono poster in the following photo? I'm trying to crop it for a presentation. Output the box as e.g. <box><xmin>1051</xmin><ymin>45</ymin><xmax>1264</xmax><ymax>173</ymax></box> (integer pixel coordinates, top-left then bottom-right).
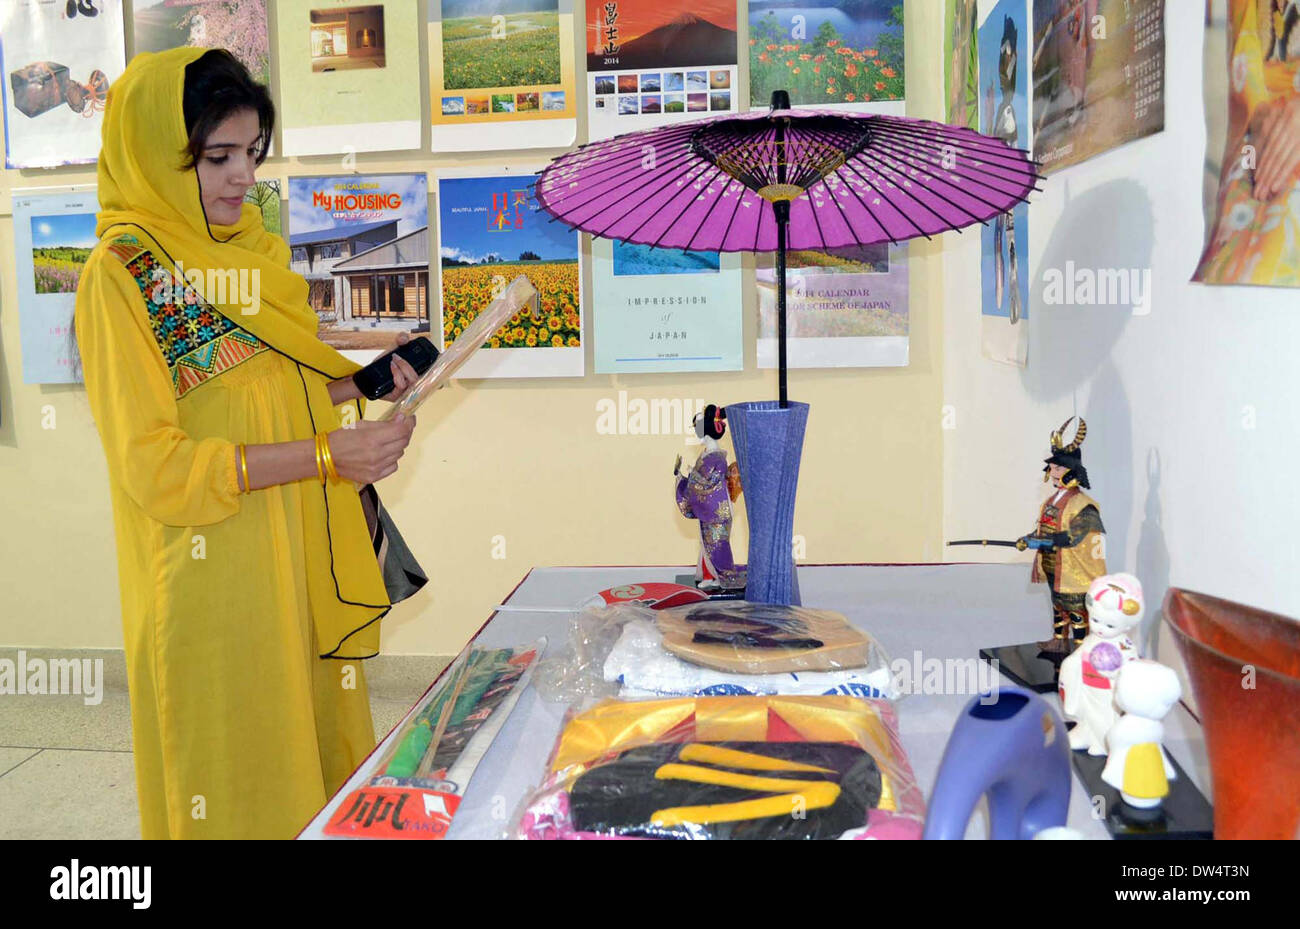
<box><xmin>1032</xmin><ymin>0</ymin><xmax>1165</xmax><ymax>175</ymax></box>
<box><xmin>132</xmin><ymin>0</ymin><xmax>270</xmax><ymax>84</ymax></box>
<box><xmin>275</xmin><ymin>0</ymin><xmax>420</xmax><ymax>156</ymax></box>
<box><xmin>591</xmin><ymin>239</ymin><xmax>742</xmax><ymax>374</ymax></box>
<box><xmin>748</xmin><ymin>0</ymin><xmax>904</xmax><ymax>113</ymax></box>
<box><xmin>980</xmin><ymin>0</ymin><xmax>1029</xmax><ymax>367</ymax></box>
<box><xmin>586</xmin><ymin>0</ymin><xmax>739</xmax><ymax>142</ymax></box>
<box><xmin>945</xmin><ymin>0</ymin><xmax>979</xmax><ymax>129</ymax></box>
<box><xmin>756</xmin><ymin>244</ymin><xmax>909</xmax><ymax>369</ymax></box>
<box><xmin>1194</xmin><ymin>0</ymin><xmax>1300</xmax><ymax>287</ymax></box>
<box><xmin>437</xmin><ymin>172</ymin><xmax>583</xmax><ymax>379</ymax></box>
<box><xmin>430</xmin><ymin>0</ymin><xmax>577</xmax><ymax>152</ymax></box>
<box><xmin>286</xmin><ymin>172</ymin><xmax>430</xmax><ymax>360</ymax></box>
<box><xmin>0</xmin><ymin>0</ymin><xmax>126</xmax><ymax>168</ymax></box>
<box><xmin>13</xmin><ymin>190</ymin><xmax>99</xmax><ymax>384</ymax></box>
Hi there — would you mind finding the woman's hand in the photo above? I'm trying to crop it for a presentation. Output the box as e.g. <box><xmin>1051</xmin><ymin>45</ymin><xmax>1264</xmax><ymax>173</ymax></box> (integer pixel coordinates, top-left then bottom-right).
<box><xmin>1251</xmin><ymin>96</ymin><xmax>1300</xmax><ymax>200</ymax></box>
<box><xmin>326</xmin><ymin>414</ymin><xmax>416</xmax><ymax>485</ymax></box>
<box><xmin>378</xmin><ymin>332</ymin><xmax>421</xmax><ymax>403</ymax></box>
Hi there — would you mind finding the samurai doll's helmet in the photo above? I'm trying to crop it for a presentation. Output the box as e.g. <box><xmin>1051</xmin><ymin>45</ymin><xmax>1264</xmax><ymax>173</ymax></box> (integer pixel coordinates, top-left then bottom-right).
<box><xmin>1043</xmin><ymin>416</ymin><xmax>1090</xmax><ymax>489</ymax></box>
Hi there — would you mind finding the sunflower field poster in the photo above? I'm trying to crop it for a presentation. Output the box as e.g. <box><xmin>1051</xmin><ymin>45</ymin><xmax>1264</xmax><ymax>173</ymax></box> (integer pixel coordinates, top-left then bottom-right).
<box><xmin>436</xmin><ymin>171</ymin><xmax>584</xmax><ymax>378</ymax></box>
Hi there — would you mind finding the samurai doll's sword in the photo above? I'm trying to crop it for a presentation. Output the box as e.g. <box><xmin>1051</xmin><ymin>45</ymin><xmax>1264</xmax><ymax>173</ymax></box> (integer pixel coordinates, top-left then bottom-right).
<box><xmin>947</xmin><ymin>538</ymin><xmax>1054</xmax><ymax>549</ymax></box>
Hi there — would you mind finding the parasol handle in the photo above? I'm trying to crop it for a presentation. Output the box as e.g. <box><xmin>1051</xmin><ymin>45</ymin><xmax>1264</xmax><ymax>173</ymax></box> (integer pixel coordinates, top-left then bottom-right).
<box><xmin>773</xmin><ymin>89</ymin><xmax>790</xmax><ymax>410</ymax></box>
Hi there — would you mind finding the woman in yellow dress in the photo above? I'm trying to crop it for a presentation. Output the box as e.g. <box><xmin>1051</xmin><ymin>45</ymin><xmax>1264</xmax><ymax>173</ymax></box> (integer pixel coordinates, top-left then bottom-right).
<box><xmin>74</xmin><ymin>47</ymin><xmax>422</xmax><ymax>838</ymax></box>
<box><xmin>1195</xmin><ymin>0</ymin><xmax>1300</xmax><ymax>285</ymax></box>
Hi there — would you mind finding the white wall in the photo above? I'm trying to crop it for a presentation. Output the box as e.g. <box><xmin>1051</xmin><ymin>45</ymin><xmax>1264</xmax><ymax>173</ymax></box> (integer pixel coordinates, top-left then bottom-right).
<box><xmin>942</xmin><ymin>4</ymin><xmax>1300</xmax><ymax>669</ymax></box>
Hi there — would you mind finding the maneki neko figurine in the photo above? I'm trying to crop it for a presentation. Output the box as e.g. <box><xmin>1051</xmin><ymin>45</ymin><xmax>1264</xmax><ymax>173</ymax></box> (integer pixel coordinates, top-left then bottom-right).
<box><xmin>1101</xmin><ymin>660</ymin><xmax>1182</xmax><ymax>810</ymax></box>
<box><xmin>1017</xmin><ymin>417</ymin><xmax>1107</xmax><ymax>653</ymax></box>
<box><xmin>1058</xmin><ymin>573</ymin><xmax>1143</xmax><ymax>754</ymax></box>
<box><xmin>674</xmin><ymin>404</ymin><xmax>745</xmax><ymax>593</ymax></box>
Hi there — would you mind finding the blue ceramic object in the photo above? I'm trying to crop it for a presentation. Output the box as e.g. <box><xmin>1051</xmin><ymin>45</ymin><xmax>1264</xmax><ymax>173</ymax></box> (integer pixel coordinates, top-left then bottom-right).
<box><xmin>725</xmin><ymin>401</ymin><xmax>808</xmax><ymax>606</ymax></box>
<box><xmin>923</xmin><ymin>687</ymin><xmax>1072</xmax><ymax>840</ymax></box>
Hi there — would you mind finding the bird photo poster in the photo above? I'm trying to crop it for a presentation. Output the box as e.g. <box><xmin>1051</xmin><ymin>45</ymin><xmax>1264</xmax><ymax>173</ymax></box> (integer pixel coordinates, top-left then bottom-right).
<box><xmin>429</xmin><ymin>0</ymin><xmax>577</xmax><ymax>152</ymax></box>
<box><xmin>586</xmin><ymin>0</ymin><xmax>739</xmax><ymax>141</ymax></box>
<box><xmin>979</xmin><ymin>0</ymin><xmax>1029</xmax><ymax>367</ymax></box>
<box><xmin>437</xmin><ymin>170</ymin><xmax>584</xmax><ymax>379</ymax></box>
<box><xmin>0</xmin><ymin>0</ymin><xmax>126</xmax><ymax>168</ymax></box>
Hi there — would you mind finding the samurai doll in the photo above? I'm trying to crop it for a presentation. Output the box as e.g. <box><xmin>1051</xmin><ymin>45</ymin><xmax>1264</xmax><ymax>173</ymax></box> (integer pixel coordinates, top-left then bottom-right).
<box><xmin>1018</xmin><ymin>417</ymin><xmax>1106</xmax><ymax>652</ymax></box>
<box><xmin>675</xmin><ymin>405</ymin><xmax>745</xmax><ymax>593</ymax></box>
<box><xmin>986</xmin><ymin>14</ymin><xmax>1023</xmax><ymax>324</ymax></box>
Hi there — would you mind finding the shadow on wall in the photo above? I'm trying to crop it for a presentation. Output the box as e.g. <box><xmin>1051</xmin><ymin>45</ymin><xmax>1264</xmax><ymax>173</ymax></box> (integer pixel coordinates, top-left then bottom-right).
<box><xmin>1023</xmin><ymin>178</ymin><xmax>1156</xmax><ymax>584</ymax></box>
<box><xmin>1135</xmin><ymin>448</ymin><xmax>1171</xmax><ymax>659</ymax></box>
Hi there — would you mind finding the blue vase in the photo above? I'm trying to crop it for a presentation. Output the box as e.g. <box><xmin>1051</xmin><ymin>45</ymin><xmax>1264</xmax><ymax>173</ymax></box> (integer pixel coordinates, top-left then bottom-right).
<box><xmin>923</xmin><ymin>688</ymin><xmax>1071</xmax><ymax>839</ymax></box>
<box><xmin>725</xmin><ymin>401</ymin><xmax>809</xmax><ymax>606</ymax></box>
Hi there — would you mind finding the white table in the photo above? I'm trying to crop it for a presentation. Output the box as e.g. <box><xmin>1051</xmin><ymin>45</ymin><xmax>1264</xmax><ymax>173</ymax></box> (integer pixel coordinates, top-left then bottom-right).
<box><xmin>299</xmin><ymin>564</ymin><xmax>1211</xmax><ymax>839</ymax></box>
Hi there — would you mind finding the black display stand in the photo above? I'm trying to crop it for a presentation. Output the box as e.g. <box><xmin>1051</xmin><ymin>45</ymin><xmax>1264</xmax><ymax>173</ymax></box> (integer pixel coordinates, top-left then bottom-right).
<box><xmin>1069</xmin><ymin>751</ymin><xmax>1213</xmax><ymax>840</ymax></box>
<box><xmin>674</xmin><ymin>573</ymin><xmax>746</xmax><ymax>601</ymax></box>
<box><xmin>979</xmin><ymin>642</ymin><xmax>1071</xmax><ymax>693</ymax></box>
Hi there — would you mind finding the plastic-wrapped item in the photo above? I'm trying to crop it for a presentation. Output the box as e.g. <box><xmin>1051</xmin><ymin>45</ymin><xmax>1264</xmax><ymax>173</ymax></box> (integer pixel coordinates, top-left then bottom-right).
<box><xmin>515</xmin><ymin>695</ymin><xmax>924</xmax><ymax>840</ymax></box>
<box><xmin>533</xmin><ymin>601</ymin><xmax>895</xmax><ymax>702</ymax></box>
<box><xmin>656</xmin><ymin>600</ymin><xmax>877</xmax><ymax>674</ymax></box>
<box><xmin>610</xmin><ymin>617</ymin><xmax>895</xmax><ymax>699</ymax></box>
<box><xmin>324</xmin><ymin>641</ymin><xmax>541</xmax><ymax>839</ymax></box>
<box><xmin>377</xmin><ymin>275</ymin><xmax>539</xmax><ymax>421</ymax></box>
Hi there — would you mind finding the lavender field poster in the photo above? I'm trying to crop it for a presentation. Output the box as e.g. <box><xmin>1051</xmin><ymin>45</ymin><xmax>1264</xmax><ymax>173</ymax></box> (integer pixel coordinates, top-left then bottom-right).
<box><xmin>13</xmin><ymin>190</ymin><xmax>99</xmax><ymax>384</ymax></box>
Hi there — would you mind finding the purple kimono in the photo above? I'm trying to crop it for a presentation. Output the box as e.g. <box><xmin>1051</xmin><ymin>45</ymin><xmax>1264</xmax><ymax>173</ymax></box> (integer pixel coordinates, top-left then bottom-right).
<box><xmin>676</xmin><ymin>446</ymin><xmax>745</xmax><ymax>590</ymax></box>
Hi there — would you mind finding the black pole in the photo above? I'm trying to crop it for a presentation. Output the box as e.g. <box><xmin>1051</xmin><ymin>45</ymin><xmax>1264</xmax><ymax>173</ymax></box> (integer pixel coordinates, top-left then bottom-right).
<box><xmin>775</xmin><ymin>201</ymin><xmax>789</xmax><ymax>409</ymax></box>
<box><xmin>772</xmin><ymin>90</ymin><xmax>790</xmax><ymax>409</ymax></box>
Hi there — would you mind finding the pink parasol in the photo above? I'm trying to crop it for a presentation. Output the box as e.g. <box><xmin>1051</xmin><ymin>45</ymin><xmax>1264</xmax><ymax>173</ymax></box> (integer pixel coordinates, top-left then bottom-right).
<box><xmin>536</xmin><ymin>91</ymin><xmax>1039</xmax><ymax>404</ymax></box>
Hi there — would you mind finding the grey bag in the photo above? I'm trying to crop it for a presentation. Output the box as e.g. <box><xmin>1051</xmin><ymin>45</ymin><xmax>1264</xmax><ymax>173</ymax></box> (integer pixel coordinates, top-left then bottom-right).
<box><xmin>358</xmin><ymin>483</ymin><xmax>428</xmax><ymax>604</ymax></box>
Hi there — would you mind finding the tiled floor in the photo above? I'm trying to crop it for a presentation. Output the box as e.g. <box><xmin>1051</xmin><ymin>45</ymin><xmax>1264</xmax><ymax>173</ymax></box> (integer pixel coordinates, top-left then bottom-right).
<box><xmin>0</xmin><ymin>657</ymin><xmax>449</xmax><ymax>839</ymax></box>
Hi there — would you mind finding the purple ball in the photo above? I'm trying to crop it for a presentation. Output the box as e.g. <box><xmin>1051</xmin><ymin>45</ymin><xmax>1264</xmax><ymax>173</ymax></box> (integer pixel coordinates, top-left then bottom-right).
<box><xmin>1090</xmin><ymin>641</ymin><xmax>1123</xmax><ymax>672</ymax></box>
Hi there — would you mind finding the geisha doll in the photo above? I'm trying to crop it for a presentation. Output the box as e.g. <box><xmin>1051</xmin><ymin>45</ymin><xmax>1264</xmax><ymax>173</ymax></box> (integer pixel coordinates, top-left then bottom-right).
<box><xmin>675</xmin><ymin>404</ymin><xmax>745</xmax><ymax>592</ymax></box>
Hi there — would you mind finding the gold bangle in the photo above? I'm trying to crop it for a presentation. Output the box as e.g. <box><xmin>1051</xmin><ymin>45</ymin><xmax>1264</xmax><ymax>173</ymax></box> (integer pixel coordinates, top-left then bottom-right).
<box><xmin>321</xmin><ymin>431</ymin><xmax>340</xmax><ymax>482</ymax></box>
<box><xmin>314</xmin><ymin>433</ymin><xmax>326</xmax><ymax>484</ymax></box>
<box><xmin>239</xmin><ymin>444</ymin><xmax>251</xmax><ymax>494</ymax></box>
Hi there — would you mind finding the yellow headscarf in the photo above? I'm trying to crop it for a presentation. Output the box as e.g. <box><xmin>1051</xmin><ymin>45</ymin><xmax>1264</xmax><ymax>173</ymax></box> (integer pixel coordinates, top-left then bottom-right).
<box><xmin>97</xmin><ymin>47</ymin><xmax>392</xmax><ymax>658</ymax></box>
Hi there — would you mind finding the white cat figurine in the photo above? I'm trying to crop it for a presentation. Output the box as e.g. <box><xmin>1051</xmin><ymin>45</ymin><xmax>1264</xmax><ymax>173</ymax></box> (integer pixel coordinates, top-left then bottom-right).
<box><xmin>1102</xmin><ymin>660</ymin><xmax>1182</xmax><ymax>809</ymax></box>
<box><xmin>1058</xmin><ymin>573</ymin><xmax>1143</xmax><ymax>754</ymax></box>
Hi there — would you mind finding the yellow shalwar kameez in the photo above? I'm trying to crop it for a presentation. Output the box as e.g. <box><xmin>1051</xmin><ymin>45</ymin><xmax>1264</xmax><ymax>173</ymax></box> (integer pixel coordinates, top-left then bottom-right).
<box><xmin>74</xmin><ymin>48</ymin><xmax>399</xmax><ymax>839</ymax></box>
